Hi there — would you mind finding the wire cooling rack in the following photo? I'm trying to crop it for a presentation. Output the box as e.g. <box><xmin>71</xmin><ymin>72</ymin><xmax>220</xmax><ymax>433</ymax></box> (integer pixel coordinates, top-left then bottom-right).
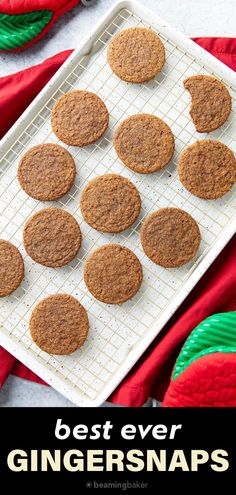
<box><xmin>0</xmin><ymin>1</ymin><xmax>235</xmax><ymax>406</ymax></box>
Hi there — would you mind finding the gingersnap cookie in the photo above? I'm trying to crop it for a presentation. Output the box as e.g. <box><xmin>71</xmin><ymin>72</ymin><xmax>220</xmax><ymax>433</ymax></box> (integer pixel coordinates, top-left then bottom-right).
<box><xmin>0</xmin><ymin>240</ymin><xmax>24</xmax><ymax>296</ymax></box>
<box><xmin>140</xmin><ymin>208</ymin><xmax>200</xmax><ymax>268</ymax></box>
<box><xmin>113</xmin><ymin>114</ymin><xmax>174</xmax><ymax>173</ymax></box>
<box><xmin>23</xmin><ymin>208</ymin><xmax>81</xmax><ymax>267</ymax></box>
<box><xmin>51</xmin><ymin>90</ymin><xmax>109</xmax><ymax>146</ymax></box>
<box><xmin>178</xmin><ymin>140</ymin><xmax>236</xmax><ymax>200</ymax></box>
<box><xmin>80</xmin><ymin>174</ymin><xmax>141</xmax><ymax>233</ymax></box>
<box><xmin>84</xmin><ymin>244</ymin><xmax>143</xmax><ymax>304</ymax></box>
<box><xmin>30</xmin><ymin>294</ymin><xmax>89</xmax><ymax>355</ymax></box>
<box><xmin>184</xmin><ymin>75</ymin><xmax>231</xmax><ymax>133</ymax></box>
<box><xmin>107</xmin><ymin>27</ymin><xmax>165</xmax><ymax>83</ymax></box>
<box><xmin>18</xmin><ymin>143</ymin><xmax>76</xmax><ymax>201</ymax></box>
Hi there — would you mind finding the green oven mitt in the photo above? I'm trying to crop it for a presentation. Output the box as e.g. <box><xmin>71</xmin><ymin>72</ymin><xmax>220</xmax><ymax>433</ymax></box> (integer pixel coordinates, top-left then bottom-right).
<box><xmin>0</xmin><ymin>0</ymin><xmax>92</xmax><ymax>51</ymax></box>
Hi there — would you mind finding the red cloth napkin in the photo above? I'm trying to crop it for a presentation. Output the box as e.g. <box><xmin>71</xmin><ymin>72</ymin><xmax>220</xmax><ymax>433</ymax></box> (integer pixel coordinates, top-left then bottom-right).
<box><xmin>1</xmin><ymin>38</ymin><xmax>236</xmax><ymax>405</ymax></box>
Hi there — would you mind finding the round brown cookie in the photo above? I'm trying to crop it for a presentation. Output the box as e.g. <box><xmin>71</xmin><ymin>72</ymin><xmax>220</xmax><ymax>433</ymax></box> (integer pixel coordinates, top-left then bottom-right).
<box><xmin>140</xmin><ymin>208</ymin><xmax>200</xmax><ymax>268</ymax></box>
<box><xmin>113</xmin><ymin>114</ymin><xmax>174</xmax><ymax>173</ymax></box>
<box><xmin>107</xmin><ymin>27</ymin><xmax>165</xmax><ymax>83</ymax></box>
<box><xmin>18</xmin><ymin>143</ymin><xmax>76</xmax><ymax>201</ymax></box>
<box><xmin>23</xmin><ymin>208</ymin><xmax>81</xmax><ymax>267</ymax></box>
<box><xmin>0</xmin><ymin>240</ymin><xmax>24</xmax><ymax>297</ymax></box>
<box><xmin>80</xmin><ymin>174</ymin><xmax>141</xmax><ymax>233</ymax></box>
<box><xmin>30</xmin><ymin>294</ymin><xmax>89</xmax><ymax>355</ymax></box>
<box><xmin>84</xmin><ymin>244</ymin><xmax>143</xmax><ymax>304</ymax></box>
<box><xmin>184</xmin><ymin>75</ymin><xmax>231</xmax><ymax>133</ymax></box>
<box><xmin>51</xmin><ymin>90</ymin><xmax>109</xmax><ymax>147</ymax></box>
<box><xmin>178</xmin><ymin>140</ymin><xmax>236</xmax><ymax>200</ymax></box>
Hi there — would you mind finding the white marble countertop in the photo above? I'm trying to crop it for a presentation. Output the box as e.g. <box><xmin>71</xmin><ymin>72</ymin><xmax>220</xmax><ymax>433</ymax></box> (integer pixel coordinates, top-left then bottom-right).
<box><xmin>0</xmin><ymin>0</ymin><xmax>235</xmax><ymax>406</ymax></box>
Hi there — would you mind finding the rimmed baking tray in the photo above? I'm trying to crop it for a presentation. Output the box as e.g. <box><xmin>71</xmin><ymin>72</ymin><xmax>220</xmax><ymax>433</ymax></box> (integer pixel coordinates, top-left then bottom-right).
<box><xmin>0</xmin><ymin>0</ymin><xmax>235</xmax><ymax>406</ymax></box>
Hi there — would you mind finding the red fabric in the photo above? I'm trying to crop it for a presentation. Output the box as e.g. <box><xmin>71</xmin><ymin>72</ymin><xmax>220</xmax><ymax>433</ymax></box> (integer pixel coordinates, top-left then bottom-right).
<box><xmin>0</xmin><ymin>1</ymin><xmax>81</xmax><ymax>52</ymax></box>
<box><xmin>0</xmin><ymin>38</ymin><xmax>235</xmax><ymax>405</ymax></box>
<box><xmin>0</xmin><ymin>1</ymin><xmax>79</xmax><ymax>13</ymax></box>
<box><xmin>163</xmin><ymin>352</ymin><xmax>236</xmax><ymax>407</ymax></box>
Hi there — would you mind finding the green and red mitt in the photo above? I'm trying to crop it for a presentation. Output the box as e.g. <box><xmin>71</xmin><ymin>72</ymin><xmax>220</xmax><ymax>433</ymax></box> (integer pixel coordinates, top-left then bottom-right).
<box><xmin>0</xmin><ymin>0</ymin><xmax>90</xmax><ymax>51</ymax></box>
<box><xmin>163</xmin><ymin>312</ymin><xmax>236</xmax><ymax>407</ymax></box>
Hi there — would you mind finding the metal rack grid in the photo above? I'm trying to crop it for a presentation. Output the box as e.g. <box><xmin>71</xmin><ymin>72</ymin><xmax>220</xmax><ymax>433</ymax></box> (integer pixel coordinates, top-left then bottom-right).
<box><xmin>0</xmin><ymin>7</ymin><xmax>235</xmax><ymax>403</ymax></box>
